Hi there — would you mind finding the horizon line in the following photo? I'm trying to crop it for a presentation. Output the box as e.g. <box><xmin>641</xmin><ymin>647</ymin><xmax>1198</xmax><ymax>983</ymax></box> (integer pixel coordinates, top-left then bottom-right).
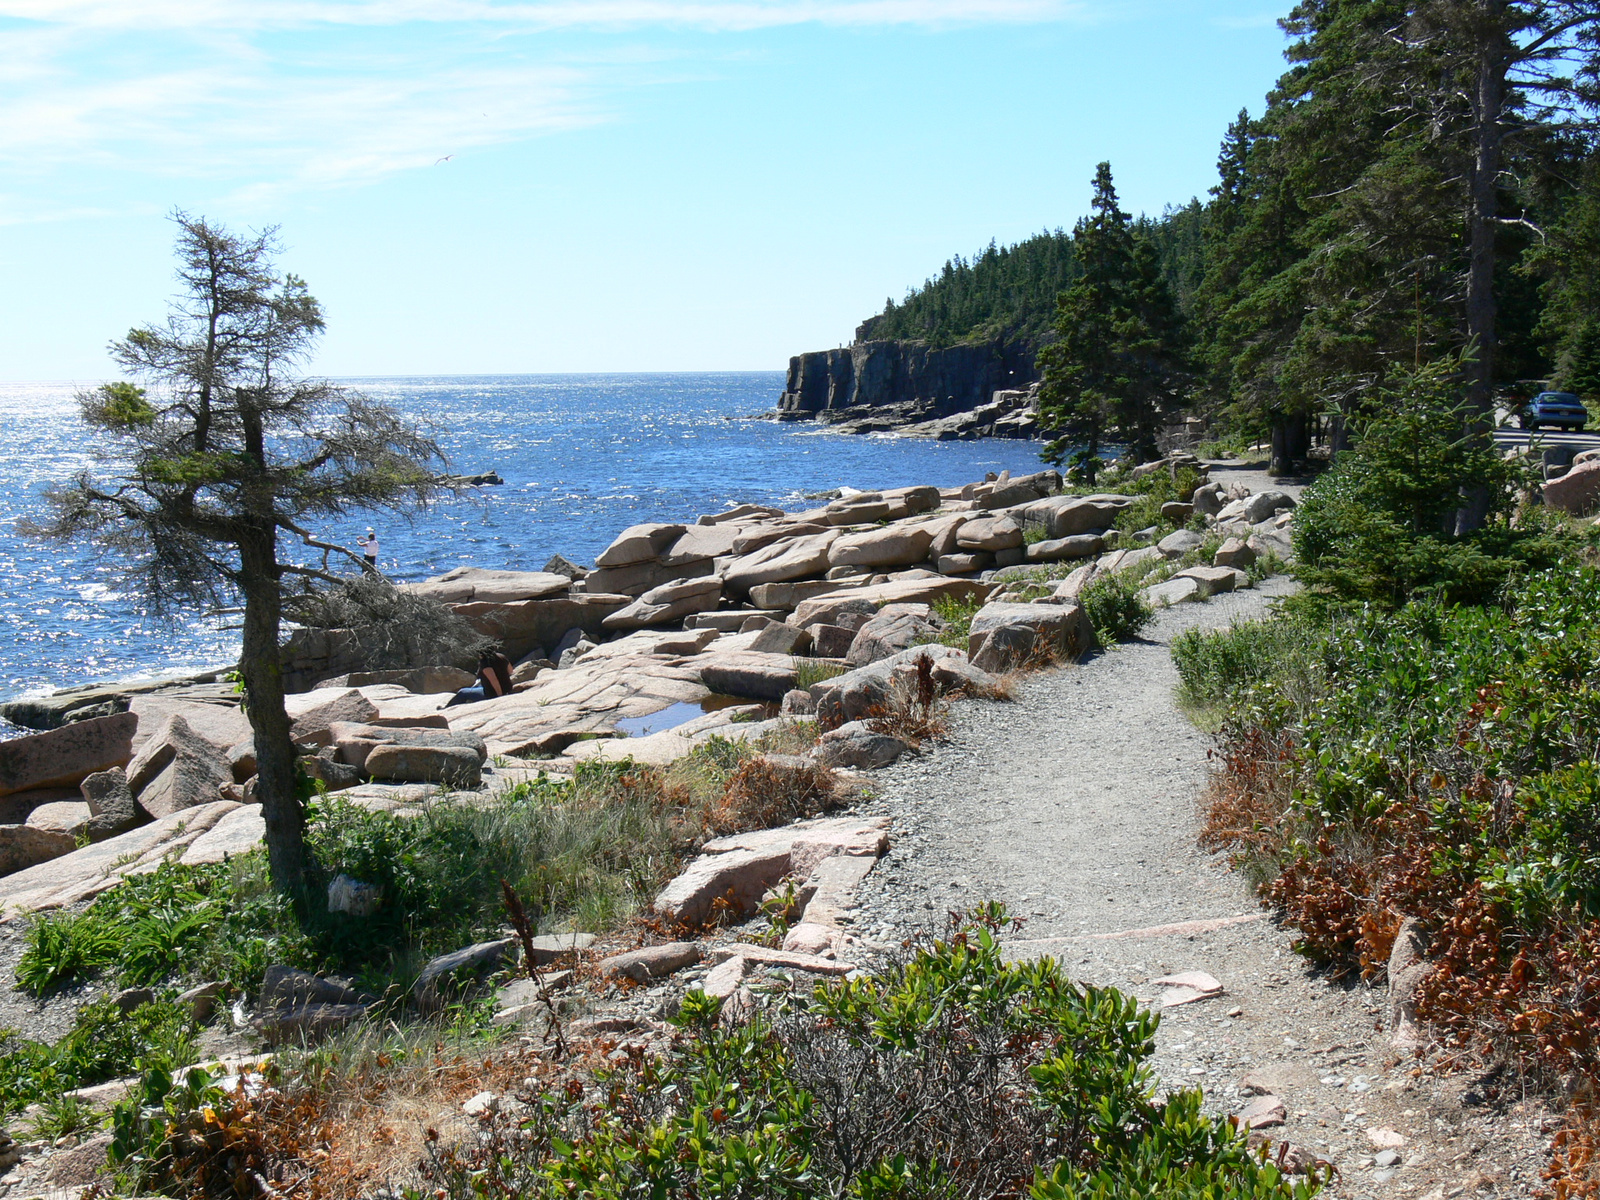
<box><xmin>0</xmin><ymin>368</ymin><xmax>796</xmax><ymax>386</ymax></box>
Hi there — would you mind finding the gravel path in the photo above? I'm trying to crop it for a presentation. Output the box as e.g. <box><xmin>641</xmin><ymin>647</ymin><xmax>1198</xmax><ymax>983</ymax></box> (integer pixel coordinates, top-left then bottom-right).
<box><xmin>851</xmin><ymin>576</ymin><xmax>1552</xmax><ymax>1200</ymax></box>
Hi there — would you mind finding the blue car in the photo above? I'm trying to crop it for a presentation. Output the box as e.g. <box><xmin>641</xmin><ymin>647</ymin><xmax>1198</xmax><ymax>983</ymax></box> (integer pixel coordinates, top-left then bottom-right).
<box><xmin>1520</xmin><ymin>391</ymin><xmax>1589</xmax><ymax>432</ymax></box>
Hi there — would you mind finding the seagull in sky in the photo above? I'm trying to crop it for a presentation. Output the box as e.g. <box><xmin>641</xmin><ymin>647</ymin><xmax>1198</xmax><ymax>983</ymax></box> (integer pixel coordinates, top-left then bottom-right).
<box><xmin>435</xmin><ymin>154</ymin><xmax>455</xmax><ymax>165</ymax></box>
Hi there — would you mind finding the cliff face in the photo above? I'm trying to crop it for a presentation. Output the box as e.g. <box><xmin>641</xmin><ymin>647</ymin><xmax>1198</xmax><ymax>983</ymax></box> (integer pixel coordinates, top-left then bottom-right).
<box><xmin>778</xmin><ymin>339</ymin><xmax>1037</xmax><ymax>418</ymax></box>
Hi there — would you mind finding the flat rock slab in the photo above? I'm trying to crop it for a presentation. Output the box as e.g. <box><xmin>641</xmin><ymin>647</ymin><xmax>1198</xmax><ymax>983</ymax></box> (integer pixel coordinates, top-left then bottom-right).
<box><xmin>450</xmin><ymin>593</ymin><xmax>634</xmax><ymax>660</ymax></box>
<box><xmin>790</xmin><ymin>577</ymin><xmax>993</xmax><ymax>629</ymax></box>
<box><xmin>687</xmin><ymin>651</ymin><xmax>800</xmax><ymax>702</ymax></box>
<box><xmin>707</xmin><ymin>944</ymin><xmax>856</xmax><ymax>975</ymax></box>
<box><xmin>700</xmin><ymin>815</ymin><xmax>890</xmax><ymax>872</ymax></box>
<box><xmin>658</xmin><ymin>816</ymin><xmax>889</xmax><ymax>927</ymax></box>
<box><xmin>0</xmin><ymin>800</ymin><xmax>242</xmax><ymax>917</ymax></box>
<box><xmin>25</xmin><ymin>800</ymin><xmax>91</xmax><ymax>836</ymax></box>
<box><xmin>702</xmin><ymin>954</ymin><xmax>757</xmax><ymax>999</ymax></box>
<box><xmin>179</xmin><ymin>806</ymin><xmax>266</xmax><ymax>865</ymax></box>
<box><xmin>128</xmin><ymin>695</ymin><xmax>249</xmax><ymax>754</ymax></box>
<box><xmin>1238</xmin><ymin>1094</ymin><xmax>1287</xmax><ymax>1129</ymax></box>
<box><xmin>446</xmin><ymin>655</ymin><xmax>710</xmax><ymax>757</ymax></box>
<box><xmin>654</xmin><ymin>845</ymin><xmax>793</xmax><ymax>926</ymax></box>
<box><xmin>599</xmin><ymin>941</ymin><xmax>702</xmax><ymax>981</ymax></box>
<box><xmin>0</xmin><ymin>713</ymin><xmax>138</xmax><ymax>798</ymax></box>
<box><xmin>366</xmin><ymin>743</ymin><xmax>482</xmax><ymax>787</ymax></box>
<box><xmin>1144</xmin><ymin>577</ymin><xmax>1202</xmax><ymax>607</ymax></box>
<box><xmin>1171</xmin><ymin>566</ymin><xmax>1248</xmax><ymax>598</ymax></box>
<box><xmin>1153</xmin><ymin>969</ymin><xmax>1225</xmax><ymax>1007</ymax></box>
<box><xmin>404</xmin><ymin>567</ymin><xmax>572</xmax><ymax>605</ymax></box>
<box><xmin>798</xmin><ymin>852</ymin><xmax>879</xmax><ymax>927</ymax></box>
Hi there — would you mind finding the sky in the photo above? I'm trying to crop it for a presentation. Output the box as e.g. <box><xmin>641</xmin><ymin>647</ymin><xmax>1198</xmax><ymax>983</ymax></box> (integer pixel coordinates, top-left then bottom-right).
<box><xmin>0</xmin><ymin>1</ymin><xmax>1293</xmax><ymax>379</ymax></box>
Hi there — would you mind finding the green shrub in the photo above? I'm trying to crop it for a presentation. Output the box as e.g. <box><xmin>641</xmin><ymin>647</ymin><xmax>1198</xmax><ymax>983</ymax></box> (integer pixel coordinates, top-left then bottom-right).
<box><xmin>17</xmin><ymin>910</ymin><xmax>120</xmax><ymax>994</ymax></box>
<box><xmin>1112</xmin><ymin>491</ymin><xmax>1169</xmax><ymax>536</ymax></box>
<box><xmin>932</xmin><ymin>593</ymin><xmax>984</xmax><ymax>648</ymax></box>
<box><xmin>413</xmin><ymin>909</ymin><xmax>1323</xmax><ymax>1200</ymax></box>
<box><xmin>0</xmin><ymin>1029</ymin><xmax>59</xmax><ymax>1117</ymax></box>
<box><xmin>0</xmin><ymin>997</ymin><xmax>199</xmax><ymax>1119</ymax></box>
<box><xmin>303</xmin><ymin>794</ymin><xmax>537</xmax><ymax>972</ymax></box>
<box><xmin>1291</xmin><ymin>356</ymin><xmax>1580</xmax><ymax>608</ymax></box>
<box><xmin>26</xmin><ymin>1091</ymin><xmax>104</xmax><ymax>1141</ymax></box>
<box><xmin>1172</xmin><ymin>616</ymin><xmax>1325</xmax><ymax>712</ymax></box>
<box><xmin>1080</xmin><ymin>569</ymin><xmax>1155</xmax><ymax>644</ymax></box>
<box><xmin>16</xmin><ymin>743</ymin><xmax>840</xmax><ymax>1014</ymax></box>
<box><xmin>1199</xmin><ymin>563</ymin><xmax>1600</xmax><ymax>1084</ymax></box>
<box><xmin>54</xmin><ymin>997</ymin><xmax>199</xmax><ymax>1087</ymax></box>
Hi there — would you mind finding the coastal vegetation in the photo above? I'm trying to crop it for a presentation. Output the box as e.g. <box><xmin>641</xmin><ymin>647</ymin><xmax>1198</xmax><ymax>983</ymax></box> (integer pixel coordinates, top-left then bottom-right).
<box><xmin>1169</xmin><ymin>341</ymin><xmax>1600</xmax><ymax>1178</ymax></box>
<box><xmin>5</xmin><ymin>734</ymin><xmax>830</xmax><ymax>1015</ymax></box>
<box><xmin>406</xmin><ymin>910</ymin><xmax>1324</xmax><ymax>1200</ymax></box>
<box><xmin>860</xmin><ymin>3</ymin><xmax>1600</xmax><ymax>469</ymax></box>
<box><xmin>1180</xmin><ymin>561</ymin><xmax>1600</xmax><ymax>1081</ymax></box>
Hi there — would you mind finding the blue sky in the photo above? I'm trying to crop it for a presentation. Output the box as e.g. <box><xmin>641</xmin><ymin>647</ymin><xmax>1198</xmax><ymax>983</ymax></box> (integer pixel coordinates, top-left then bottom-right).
<box><xmin>0</xmin><ymin>1</ymin><xmax>1291</xmax><ymax>379</ymax></box>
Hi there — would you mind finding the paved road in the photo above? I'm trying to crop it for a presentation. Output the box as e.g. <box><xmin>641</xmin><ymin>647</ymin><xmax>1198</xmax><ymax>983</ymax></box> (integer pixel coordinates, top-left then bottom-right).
<box><xmin>1493</xmin><ymin>425</ymin><xmax>1600</xmax><ymax>456</ymax></box>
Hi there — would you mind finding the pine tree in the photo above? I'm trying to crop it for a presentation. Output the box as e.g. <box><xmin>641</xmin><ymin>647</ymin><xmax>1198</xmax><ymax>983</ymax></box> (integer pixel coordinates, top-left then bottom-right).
<box><xmin>28</xmin><ymin>215</ymin><xmax>445</xmax><ymax>899</ymax></box>
<box><xmin>1036</xmin><ymin>163</ymin><xmax>1188</xmax><ymax>469</ymax></box>
<box><xmin>1534</xmin><ymin>150</ymin><xmax>1600</xmax><ymax>398</ymax></box>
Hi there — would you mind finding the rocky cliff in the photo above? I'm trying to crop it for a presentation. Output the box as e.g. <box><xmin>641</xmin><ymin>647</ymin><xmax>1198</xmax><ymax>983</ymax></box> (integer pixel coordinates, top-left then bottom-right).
<box><xmin>776</xmin><ymin>339</ymin><xmax>1038</xmax><ymax>431</ymax></box>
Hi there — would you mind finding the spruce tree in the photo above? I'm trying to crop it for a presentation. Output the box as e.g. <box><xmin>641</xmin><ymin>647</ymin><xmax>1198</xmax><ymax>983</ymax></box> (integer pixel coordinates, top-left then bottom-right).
<box><xmin>29</xmin><ymin>215</ymin><xmax>445</xmax><ymax>900</ymax></box>
<box><xmin>1036</xmin><ymin>163</ymin><xmax>1187</xmax><ymax>469</ymax></box>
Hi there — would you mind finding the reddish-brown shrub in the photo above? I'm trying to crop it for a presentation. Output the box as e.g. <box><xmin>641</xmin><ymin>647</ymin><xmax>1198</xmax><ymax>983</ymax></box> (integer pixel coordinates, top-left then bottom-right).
<box><xmin>711</xmin><ymin>756</ymin><xmax>839</xmax><ymax>833</ymax></box>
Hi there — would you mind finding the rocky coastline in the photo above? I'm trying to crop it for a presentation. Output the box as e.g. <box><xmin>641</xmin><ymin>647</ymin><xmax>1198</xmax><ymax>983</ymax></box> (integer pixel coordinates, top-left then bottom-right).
<box><xmin>0</xmin><ymin>457</ymin><xmax>1300</xmax><ymax>893</ymax></box>
<box><xmin>775</xmin><ymin>337</ymin><xmax>1043</xmax><ymax>439</ymax></box>
<box><xmin>0</xmin><ymin>456</ymin><xmax>1312</xmax><ymax>1197</ymax></box>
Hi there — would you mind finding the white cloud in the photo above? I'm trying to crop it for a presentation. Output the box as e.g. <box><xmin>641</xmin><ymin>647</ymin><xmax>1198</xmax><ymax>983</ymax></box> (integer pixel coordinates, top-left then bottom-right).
<box><xmin>0</xmin><ymin>0</ymin><xmax>1091</xmax><ymax>204</ymax></box>
<box><xmin>0</xmin><ymin>0</ymin><xmax>1084</xmax><ymax>32</ymax></box>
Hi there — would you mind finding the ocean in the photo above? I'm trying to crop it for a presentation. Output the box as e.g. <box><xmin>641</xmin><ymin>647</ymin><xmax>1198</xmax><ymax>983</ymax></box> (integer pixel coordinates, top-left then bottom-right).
<box><xmin>0</xmin><ymin>373</ymin><xmax>1049</xmax><ymax>719</ymax></box>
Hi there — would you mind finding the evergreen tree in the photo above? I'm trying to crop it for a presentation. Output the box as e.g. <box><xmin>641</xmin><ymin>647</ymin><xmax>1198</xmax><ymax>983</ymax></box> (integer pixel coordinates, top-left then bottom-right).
<box><xmin>1036</xmin><ymin>164</ymin><xmax>1188</xmax><ymax>468</ymax></box>
<box><xmin>28</xmin><ymin>216</ymin><xmax>444</xmax><ymax>899</ymax></box>
<box><xmin>1533</xmin><ymin>150</ymin><xmax>1600</xmax><ymax>398</ymax></box>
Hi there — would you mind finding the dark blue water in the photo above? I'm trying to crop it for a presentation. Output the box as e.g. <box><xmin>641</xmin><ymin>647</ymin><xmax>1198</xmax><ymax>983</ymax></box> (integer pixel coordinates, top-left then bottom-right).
<box><xmin>0</xmin><ymin>374</ymin><xmax>1048</xmax><ymax>712</ymax></box>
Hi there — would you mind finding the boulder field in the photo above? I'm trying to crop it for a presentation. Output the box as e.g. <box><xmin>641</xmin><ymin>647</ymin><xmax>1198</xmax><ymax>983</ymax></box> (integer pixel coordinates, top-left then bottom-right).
<box><xmin>0</xmin><ymin>457</ymin><xmax>1298</xmax><ymax>910</ymax></box>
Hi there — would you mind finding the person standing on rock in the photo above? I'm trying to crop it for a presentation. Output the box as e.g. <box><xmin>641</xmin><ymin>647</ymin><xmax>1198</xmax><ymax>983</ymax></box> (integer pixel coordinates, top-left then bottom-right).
<box><xmin>356</xmin><ymin>527</ymin><xmax>379</xmax><ymax>572</ymax></box>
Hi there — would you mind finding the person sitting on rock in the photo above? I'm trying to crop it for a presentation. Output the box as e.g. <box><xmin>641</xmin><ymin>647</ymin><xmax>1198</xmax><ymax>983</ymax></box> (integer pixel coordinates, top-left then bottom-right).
<box><xmin>447</xmin><ymin>648</ymin><xmax>515</xmax><ymax>707</ymax></box>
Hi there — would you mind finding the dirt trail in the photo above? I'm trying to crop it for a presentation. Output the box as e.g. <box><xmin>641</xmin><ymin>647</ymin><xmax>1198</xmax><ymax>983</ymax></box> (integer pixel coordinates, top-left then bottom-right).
<box><xmin>853</xmin><ymin>577</ymin><xmax>1552</xmax><ymax>1200</ymax></box>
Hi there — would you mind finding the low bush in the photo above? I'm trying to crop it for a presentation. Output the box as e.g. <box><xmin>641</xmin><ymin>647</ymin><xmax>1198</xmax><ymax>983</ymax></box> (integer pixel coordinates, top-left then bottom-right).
<box><xmin>18</xmin><ymin>856</ymin><xmax>311</xmax><ymax>997</ymax></box>
<box><xmin>413</xmin><ymin>909</ymin><xmax>1324</xmax><ymax>1200</ymax></box>
<box><xmin>15</xmin><ymin>908</ymin><xmax>120</xmax><ymax>993</ymax></box>
<box><xmin>866</xmin><ymin>651</ymin><xmax>951</xmax><ymax>745</ymax></box>
<box><xmin>713</xmin><ymin>755</ymin><xmax>840</xmax><ymax>833</ymax></box>
<box><xmin>931</xmin><ymin>593</ymin><xmax>983</xmax><ymax>649</ymax></box>
<box><xmin>1079</xmin><ymin>569</ymin><xmax>1155</xmax><ymax>644</ymax></box>
<box><xmin>1171</xmin><ymin>614</ymin><xmax>1325</xmax><ymax>713</ymax></box>
<box><xmin>1199</xmin><ymin>563</ymin><xmax>1600</xmax><ymax>1091</ymax></box>
<box><xmin>17</xmin><ymin>725</ymin><xmax>838</xmax><ymax>1002</ymax></box>
<box><xmin>0</xmin><ymin>997</ymin><xmax>199</xmax><ymax>1118</ymax></box>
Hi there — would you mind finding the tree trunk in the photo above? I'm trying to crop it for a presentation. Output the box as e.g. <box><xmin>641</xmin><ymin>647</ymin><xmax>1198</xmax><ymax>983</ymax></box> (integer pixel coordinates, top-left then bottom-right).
<box><xmin>1269</xmin><ymin>411</ymin><xmax>1307</xmax><ymax>476</ymax></box>
<box><xmin>1329</xmin><ymin>412</ymin><xmax>1351</xmax><ymax>456</ymax></box>
<box><xmin>1465</xmin><ymin>6</ymin><xmax>1506</xmax><ymax>415</ymax></box>
<box><xmin>1457</xmin><ymin>1</ymin><xmax>1510</xmax><ymax>534</ymax></box>
<box><xmin>238</xmin><ymin>528</ymin><xmax>305</xmax><ymax>900</ymax></box>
